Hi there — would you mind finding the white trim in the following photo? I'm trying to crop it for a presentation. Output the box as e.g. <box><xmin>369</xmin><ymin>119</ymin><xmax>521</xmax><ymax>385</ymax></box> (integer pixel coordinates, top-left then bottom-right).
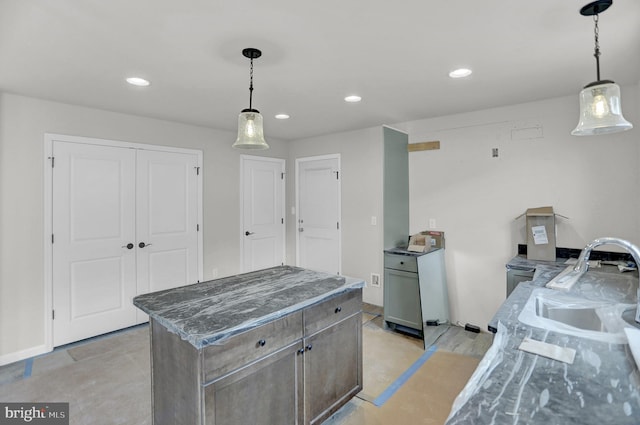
<box><xmin>239</xmin><ymin>155</ymin><xmax>286</xmax><ymax>272</ymax></box>
<box><xmin>43</xmin><ymin>133</ymin><xmax>204</xmax><ymax>353</ymax></box>
<box><xmin>0</xmin><ymin>344</ymin><xmax>48</xmax><ymax>367</ymax></box>
<box><xmin>294</xmin><ymin>154</ymin><xmax>342</xmax><ymax>274</ymax></box>
<box><xmin>382</xmin><ymin>124</ymin><xmax>409</xmax><ymax>135</ymax></box>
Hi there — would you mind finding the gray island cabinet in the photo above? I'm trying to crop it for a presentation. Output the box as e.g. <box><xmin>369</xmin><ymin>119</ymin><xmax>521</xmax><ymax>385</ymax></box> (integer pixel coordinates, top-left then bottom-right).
<box><xmin>133</xmin><ymin>266</ymin><xmax>365</xmax><ymax>425</ymax></box>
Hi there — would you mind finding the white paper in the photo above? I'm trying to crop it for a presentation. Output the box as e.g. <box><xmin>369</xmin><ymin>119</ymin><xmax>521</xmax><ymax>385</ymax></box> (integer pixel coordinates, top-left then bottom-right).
<box><xmin>518</xmin><ymin>337</ymin><xmax>576</xmax><ymax>364</ymax></box>
<box><xmin>531</xmin><ymin>225</ymin><xmax>548</xmax><ymax>245</ymax></box>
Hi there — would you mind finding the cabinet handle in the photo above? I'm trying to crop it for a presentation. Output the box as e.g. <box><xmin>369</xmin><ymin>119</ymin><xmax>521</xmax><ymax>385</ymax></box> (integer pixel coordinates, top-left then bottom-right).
<box><xmin>257</xmin><ymin>339</ymin><xmax>266</xmax><ymax>347</ymax></box>
<box><xmin>335</xmin><ymin>306</ymin><xmax>342</xmax><ymax>314</ymax></box>
<box><xmin>306</xmin><ymin>344</ymin><xmax>313</xmax><ymax>351</ymax></box>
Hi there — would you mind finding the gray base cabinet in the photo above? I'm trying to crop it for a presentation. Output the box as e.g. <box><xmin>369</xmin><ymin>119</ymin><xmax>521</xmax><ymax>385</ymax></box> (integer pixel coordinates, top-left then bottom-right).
<box><xmin>149</xmin><ymin>288</ymin><xmax>362</xmax><ymax>425</ymax></box>
<box><xmin>383</xmin><ymin>249</ymin><xmax>449</xmax><ymax>346</ymax></box>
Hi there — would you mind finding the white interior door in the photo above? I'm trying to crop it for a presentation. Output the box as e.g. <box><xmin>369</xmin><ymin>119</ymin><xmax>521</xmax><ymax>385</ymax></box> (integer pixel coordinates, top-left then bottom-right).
<box><xmin>241</xmin><ymin>155</ymin><xmax>285</xmax><ymax>272</ymax></box>
<box><xmin>136</xmin><ymin>149</ymin><xmax>200</xmax><ymax>321</ymax></box>
<box><xmin>52</xmin><ymin>141</ymin><xmax>137</xmax><ymax>346</ymax></box>
<box><xmin>50</xmin><ymin>137</ymin><xmax>202</xmax><ymax>346</ymax></box>
<box><xmin>296</xmin><ymin>155</ymin><xmax>341</xmax><ymax>274</ymax></box>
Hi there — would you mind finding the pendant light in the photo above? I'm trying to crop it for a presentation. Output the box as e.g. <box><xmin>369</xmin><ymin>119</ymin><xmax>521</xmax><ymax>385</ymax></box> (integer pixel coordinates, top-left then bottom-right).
<box><xmin>233</xmin><ymin>48</ymin><xmax>269</xmax><ymax>149</ymax></box>
<box><xmin>571</xmin><ymin>0</ymin><xmax>633</xmax><ymax>136</ymax></box>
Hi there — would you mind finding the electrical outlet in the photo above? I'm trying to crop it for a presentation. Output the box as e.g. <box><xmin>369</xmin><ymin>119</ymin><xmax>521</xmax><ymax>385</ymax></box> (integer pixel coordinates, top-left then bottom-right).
<box><xmin>371</xmin><ymin>216</ymin><xmax>377</xmax><ymax>226</ymax></box>
<box><xmin>429</xmin><ymin>218</ymin><xmax>436</xmax><ymax>229</ymax></box>
<box><xmin>370</xmin><ymin>273</ymin><xmax>381</xmax><ymax>287</ymax></box>
<box><xmin>212</xmin><ymin>268</ymin><xmax>219</xmax><ymax>279</ymax></box>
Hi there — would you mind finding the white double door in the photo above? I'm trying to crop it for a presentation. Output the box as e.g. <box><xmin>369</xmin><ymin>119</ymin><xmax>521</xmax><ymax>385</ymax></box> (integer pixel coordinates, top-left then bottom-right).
<box><xmin>52</xmin><ymin>140</ymin><xmax>200</xmax><ymax>346</ymax></box>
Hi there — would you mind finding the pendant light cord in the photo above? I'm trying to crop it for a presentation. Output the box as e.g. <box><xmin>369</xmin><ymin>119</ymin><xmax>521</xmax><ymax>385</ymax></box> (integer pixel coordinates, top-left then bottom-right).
<box><xmin>248</xmin><ymin>58</ymin><xmax>254</xmax><ymax>110</ymax></box>
<box><xmin>593</xmin><ymin>14</ymin><xmax>601</xmax><ymax>81</ymax></box>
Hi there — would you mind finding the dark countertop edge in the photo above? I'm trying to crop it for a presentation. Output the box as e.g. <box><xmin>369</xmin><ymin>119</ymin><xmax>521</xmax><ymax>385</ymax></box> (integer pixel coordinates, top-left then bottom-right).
<box><xmin>517</xmin><ymin>244</ymin><xmax>637</xmax><ymax>263</ymax></box>
<box><xmin>384</xmin><ymin>246</ymin><xmax>442</xmax><ymax>257</ymax></box>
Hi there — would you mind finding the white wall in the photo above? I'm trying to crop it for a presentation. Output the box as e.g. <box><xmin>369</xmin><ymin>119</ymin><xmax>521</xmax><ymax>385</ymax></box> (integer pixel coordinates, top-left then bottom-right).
<box><xmin>287</xmin><ymin>127</ymin><xmax>385</xmax><ymax>306</ymax></box>
<box><xmin>0</xmin><ymin>92</ymin><xmax>288</xmax><ymax>361</ymax></box>
<box><xmin>394</xmin><ymin>85</ymin><xmax>640</xmax><ymax>329</ymax></box>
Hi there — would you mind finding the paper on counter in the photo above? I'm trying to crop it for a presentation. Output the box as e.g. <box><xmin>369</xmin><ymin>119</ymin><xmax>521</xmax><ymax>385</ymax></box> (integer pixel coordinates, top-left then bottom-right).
<box><xmin>624</xmin><ymin>328</ymin><xmax>640</xmax><ymax>370</ymax></box>
<box><xmin>531</xmin><ymin>226</ymin><xmax>548</xmax><ymax>245</ymax></box>
<box><xmin>518</xmin><ymin>337</ymin><xmax>576</xmax><ymax>364</ymax></box>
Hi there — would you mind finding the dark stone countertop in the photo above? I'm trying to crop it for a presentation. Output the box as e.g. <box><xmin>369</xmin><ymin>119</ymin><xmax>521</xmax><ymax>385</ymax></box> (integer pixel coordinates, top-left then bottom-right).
<box><xmin>446</xmin><ymin>256</ymin><xmax>640</xmax><ymax>424</ymax></box>
<box><xmin>133</xmin><ymin>265</ymin><xmax>365</xmax><ymax>349</ymax></box>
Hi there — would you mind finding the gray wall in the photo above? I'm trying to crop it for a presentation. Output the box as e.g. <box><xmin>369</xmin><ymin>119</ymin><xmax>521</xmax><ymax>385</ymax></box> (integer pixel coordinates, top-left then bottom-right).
<box><xmin>0</xmin><ymin>93</ymin><xmax>288</xmax><ymax>361</ymax></box>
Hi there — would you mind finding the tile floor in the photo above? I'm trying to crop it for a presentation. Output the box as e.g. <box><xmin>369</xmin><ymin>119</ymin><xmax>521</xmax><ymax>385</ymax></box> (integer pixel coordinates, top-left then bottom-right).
<box><xmin>0</xmin><ymin>304</ymin><xmax>492</xmax><ymax>424</ymax></box>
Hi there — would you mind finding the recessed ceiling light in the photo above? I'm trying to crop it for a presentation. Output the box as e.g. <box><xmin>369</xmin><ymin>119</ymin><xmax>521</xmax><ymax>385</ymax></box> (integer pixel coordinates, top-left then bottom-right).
<box><xmin>344</xmin><ymin>95</ymin><xmax>362</xmax><ymax>103</ymax></box>
<box><xmin>449</xmin><ymin>68</ymin><xmax>472</xmax><ymax>79</ymax></box>
<box><xmin>126</xmin><ymin>77</ymin><xmax>150</xmax><ymax>87</ymax></box>
<box><xmin>275</xmin><ymin>114</ymin><xmax>290</xmax><ymax>120</ymax></box>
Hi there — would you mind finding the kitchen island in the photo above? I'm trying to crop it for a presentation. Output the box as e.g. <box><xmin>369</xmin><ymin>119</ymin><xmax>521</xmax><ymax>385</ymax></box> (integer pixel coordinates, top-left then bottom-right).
<box><xmin>133</xmin><ymin>265</ymin><xmax>365</xmax><ymax>425</ymax></box>
<box><xmin>446</xmin><ymin>258</ymin><xmax>640</xmax><ymax>424</ymax></box>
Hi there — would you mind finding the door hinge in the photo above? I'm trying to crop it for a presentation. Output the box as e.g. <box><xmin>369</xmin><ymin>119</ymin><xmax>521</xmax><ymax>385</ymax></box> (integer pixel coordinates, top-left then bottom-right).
<box><xmin>194</xmin><ymin>166</ymin><xmax>200</xmax><ymax>175</ymax></box>
<box><xmin>52</xmin><ymin>310</ymin><xmax>55</xmax><ymax>320</ymax></box>
<box><xmin>281</xmin><ymin>218</ymin><xmax>284</xmax><ymax>224</ymax></box>
<box><xmin>48</xmin><ymin>156</ymin><xmax>55</xmax><ymax>168</ymax></box>
<box><xmin>281</xmin><ymin>172</ymin><xmax>285</xmax><ymax>180</ymax></box>
<box><xmin>197</xmin><ymin>224</ymin><xmax>200</xmax><ymax>232</ymax></box>
<box><xmin>51</xmin><ymin>234</ymin><xmax>54</xmax><ymax>244</ymax></box>
<box><xmin>333</xmin><ymin>171</ymin><xmax>339</xmax><ymax>180</ymax></box>
<box><xmin>337</xmin><ymin>222</ymin><xmax>340</xmax><ymax>230</ymax></box>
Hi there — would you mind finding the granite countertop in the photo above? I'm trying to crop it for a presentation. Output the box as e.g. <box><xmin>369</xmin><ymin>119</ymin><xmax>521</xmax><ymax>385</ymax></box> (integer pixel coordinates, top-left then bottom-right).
<box><xmin>384</xmin><ymin>246</ymin><xmax>441</xmax><ymax>257</ymax></box>
<box><xmin>133</xmin><ymin>265</ymin><xmax>365</xmax><ymax>349</ymax></box>
<box><xmin>446</xmin><ymin>256</ymin><xmax>640</xmax><ymax>424</ymax></box>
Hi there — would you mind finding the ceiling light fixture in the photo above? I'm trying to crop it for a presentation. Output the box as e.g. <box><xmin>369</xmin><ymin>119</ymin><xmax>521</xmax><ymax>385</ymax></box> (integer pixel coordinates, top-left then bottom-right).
<box><xmin>232</xmin><ymin>48</ymin><xmax>269</xmax><ymax>150</ymax></box>
<box><xmin>344</xmin><ymin>95</ymin><xmax>362</xmax><ymax>103</ymax></box>
<box><xmin>126</xmin><ymin>77</ymin><xmax>150</xmax><ymax>87</ymax></box>
<box><xmin>275</xmin><ymin>114</ymin><xmax>290</xmax><ymax>120</ymax></box>
<box><xmin>571</xmin><ymin>0</ymin><xmax>632</xmax><ymax>136</ymax></box>
<box><xmin>449</xmin><ymin>68</ymin><xmax>472</xmax><ymax>79</ymax></box>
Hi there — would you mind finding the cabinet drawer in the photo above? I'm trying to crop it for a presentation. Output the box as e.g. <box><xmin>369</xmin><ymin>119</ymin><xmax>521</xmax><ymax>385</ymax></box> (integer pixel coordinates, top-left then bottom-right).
<box><xmin>203</xmin><ymin>310</ymin><xmax>303</xmax><ymax>383</ymax></box>
<box><xmin>384</xmin><ymin>253</ymin><xmax>418</xmax><ymax>273</ymax></box>
<box><xmin>304</xmin><ymin>288</ymin><xmax>362</xmax><ymax>336</ymax></box>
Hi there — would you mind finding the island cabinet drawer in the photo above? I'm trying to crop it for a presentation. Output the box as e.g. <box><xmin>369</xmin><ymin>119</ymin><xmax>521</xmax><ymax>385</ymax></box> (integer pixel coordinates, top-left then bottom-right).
<box><xmin>384</xmin><ymin>254</ymin><xmax>418</xmax><ymax>273</ymax></box>
<box><xmin>202</xmin><ymin>310</ymin><xmax>303</xmax><ymax>383</ymax></box>
<box><xmin>304</xmin><ymin>288</ymin><xmax>362</xmax><ymax>336</ymax></box>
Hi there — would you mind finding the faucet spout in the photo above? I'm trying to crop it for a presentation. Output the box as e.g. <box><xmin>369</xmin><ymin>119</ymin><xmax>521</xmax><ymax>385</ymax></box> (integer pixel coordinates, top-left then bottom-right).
<box><xmin>573</xmin><ymin>237</ymin><xmax>640</xmax><ymax>324</ymax></box>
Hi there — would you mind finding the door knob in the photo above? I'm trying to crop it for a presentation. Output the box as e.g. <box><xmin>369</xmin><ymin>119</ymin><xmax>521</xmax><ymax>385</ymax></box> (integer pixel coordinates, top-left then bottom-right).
<box><xmin>121</xmin><ymin>243</ymin><xmax>134</xmax><ymax>250</ymax></box>
<box><xmin>298</xmin><ymin>228</ymin><xmax>304</xmax><ymax>232</ymax></box>
<box><xmin>139</xmin><ymin>242</ymin><xmax>152</xmax><ymax>248</ymax></box>
<box><xmin>245</xmin><ymin>231</ymin><xmax>255</xmax><ymax>236</ymax></box>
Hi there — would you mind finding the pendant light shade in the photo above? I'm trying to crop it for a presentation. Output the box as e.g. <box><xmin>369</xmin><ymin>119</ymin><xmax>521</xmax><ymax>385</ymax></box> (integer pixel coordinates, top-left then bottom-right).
<box><xmin>572</xmin><ymin>81</ymin><xmax>633</xmax><ymax>136</ymax></box>
<box><xmin>233</xmin><ymin>48</ymin><xmax>269</xmax><ymax>150</ymax></box>
<box><xmin>572</xmin><ymin>0</ymin><xmax>633</xmax><ymax>136</ymax></box>
<box><xmin>233</xmin><ymin>109</ymin><xmax>268</xmax><ymax>149</ymax></box>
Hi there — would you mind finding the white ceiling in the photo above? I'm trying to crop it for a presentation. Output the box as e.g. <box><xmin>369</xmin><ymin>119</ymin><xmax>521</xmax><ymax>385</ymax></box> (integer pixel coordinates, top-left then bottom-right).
<box><xmin>1</xmin><ymin>0</ymin><xmax>639</xmax><ymax>141</ymax></box>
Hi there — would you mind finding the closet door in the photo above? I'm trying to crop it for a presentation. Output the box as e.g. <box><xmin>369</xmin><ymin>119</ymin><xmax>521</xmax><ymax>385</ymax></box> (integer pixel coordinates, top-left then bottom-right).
<box><xmin>135</xmin><ymin>150</ymin><xmax>200</xmax><ymax>321</ymax></box>
<box><xmin>52</xmin><ymin>141</ymin><xmax>137</xmax><ymax>346</ymax></box>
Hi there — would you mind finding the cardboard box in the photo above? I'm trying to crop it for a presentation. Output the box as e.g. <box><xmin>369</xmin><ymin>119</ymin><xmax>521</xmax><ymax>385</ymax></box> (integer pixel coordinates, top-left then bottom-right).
<box><xmin>516</xmin><ymin>206</ymin><xmax>567</xmax><ymax>261</ymax></box>
<box><xmin>419</xmin><ymin>230</ymin><xmax>445</xmax><ymax>249</ymax></box>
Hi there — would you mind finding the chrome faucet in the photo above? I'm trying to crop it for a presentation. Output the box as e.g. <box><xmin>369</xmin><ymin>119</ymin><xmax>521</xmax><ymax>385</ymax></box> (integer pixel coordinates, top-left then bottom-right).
<box><xmin>573</xmin><ymin>237</ymin><xmax>640</xmax><ymax>324</ymax></box>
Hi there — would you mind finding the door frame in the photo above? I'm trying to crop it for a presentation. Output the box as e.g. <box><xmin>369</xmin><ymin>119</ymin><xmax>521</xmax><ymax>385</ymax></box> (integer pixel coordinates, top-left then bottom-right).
<box><xmin>43</xmin><ymin>133</ymin><xmax>203</xmax><ymax>352</ymax></box>
<box><xmin>239</xmin><ymin>155</ymin><xmax>286</xmax><ymax>272</ymax></box>
<box><xmin>294</xmin><ymin>154</ymin><xmax>342</xmax><ymax>274</ymax></box>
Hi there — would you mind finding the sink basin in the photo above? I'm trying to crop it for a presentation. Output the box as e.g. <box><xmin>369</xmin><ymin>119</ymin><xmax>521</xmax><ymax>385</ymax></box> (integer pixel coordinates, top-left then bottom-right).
<box><xmin>518</xmin><ymin>288</ymin><xmax>636</xmax><ymax>344</ymax></box>
<box><xmin>537</xmin><ymin>301</ymin><xmax>605</xmax><ymax>332</ymax></box>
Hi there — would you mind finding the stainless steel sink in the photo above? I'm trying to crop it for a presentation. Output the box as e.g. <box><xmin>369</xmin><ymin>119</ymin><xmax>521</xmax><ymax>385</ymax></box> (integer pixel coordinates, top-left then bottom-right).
<box><xmin>536</xmin><ymin>301</ymin><xmax>605</xmax><ymax>332</ymax></box>
<box><xmin>518</xmin><ymin>288</ymin><xmax>634</xmax><ymax>344</ymax></box>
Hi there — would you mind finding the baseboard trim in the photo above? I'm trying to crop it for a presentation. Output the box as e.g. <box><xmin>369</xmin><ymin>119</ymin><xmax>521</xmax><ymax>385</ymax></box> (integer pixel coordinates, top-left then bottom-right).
<box><xmin>0</xmin><ymin>344</ymin><xmax>49</xmax><ymax>367</ymax></box>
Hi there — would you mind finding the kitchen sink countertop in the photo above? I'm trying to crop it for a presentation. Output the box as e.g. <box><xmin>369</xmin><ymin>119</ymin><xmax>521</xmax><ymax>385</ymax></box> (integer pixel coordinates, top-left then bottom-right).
<box><xmin>446</xmin><ymin>257</ymin><xmax>640</xmax><ymax>424</ymax></box>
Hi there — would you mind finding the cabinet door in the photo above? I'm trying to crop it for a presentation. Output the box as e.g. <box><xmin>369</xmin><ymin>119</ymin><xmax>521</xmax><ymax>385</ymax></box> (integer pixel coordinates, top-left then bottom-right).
<box><xmin>383</xmin><ymin>268</ymin><xmax>423</xmax><ymax>331</ymax></box>
<box><xmin>304</xmin><ymin>313</ymin><xmax>362</xmax><ymax>425</ymax></box>
<box><xmin>204</xmin><ymin>342</ymin><xmax>304</xmax><ymax>425</ymax></box>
